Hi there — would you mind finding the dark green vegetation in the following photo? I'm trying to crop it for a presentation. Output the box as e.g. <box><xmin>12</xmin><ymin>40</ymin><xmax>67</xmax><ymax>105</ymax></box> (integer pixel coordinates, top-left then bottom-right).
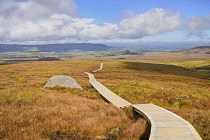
<box><xmin>162</xmin><ymin>60</ymin><xmax>210</xmax><ymax>74</ymax></box>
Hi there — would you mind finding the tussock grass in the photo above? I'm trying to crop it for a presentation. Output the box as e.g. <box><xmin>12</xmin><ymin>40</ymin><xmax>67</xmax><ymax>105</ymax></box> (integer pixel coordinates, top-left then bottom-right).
<box><xmin>117</xmin><ymin>118</ymin><xmax>149</xmax><ymax>140</ymax></box>
<box><xmin>0</xmin><ymin>89</ymin><xmax>130</xmax><ymax>139</ymax></box>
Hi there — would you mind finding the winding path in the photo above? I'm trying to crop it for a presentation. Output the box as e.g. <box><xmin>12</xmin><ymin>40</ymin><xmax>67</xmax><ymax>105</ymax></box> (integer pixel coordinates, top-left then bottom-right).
<box><xmin>133</xmin><ymin>104</ymin><xmax>202</xmax><ymax>140</ymax></box>
<box><xmin>84</xmin><ymin>72</ymin><xmax>131</xmax><ymax>108</ymax></box>
<box><xmin>84</xmin><ymin>63</ymin><xmax>202</xmax><ymax>140</ymax></box>
<box><xmin>92</xmin><ymin>63</ymin><xmax>103</xmax><ymax>73</ymax></box>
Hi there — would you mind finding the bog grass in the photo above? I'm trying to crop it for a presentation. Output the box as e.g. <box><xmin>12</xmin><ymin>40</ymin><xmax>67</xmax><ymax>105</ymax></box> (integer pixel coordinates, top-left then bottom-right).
<box><xmin>0</xmin><ymin>61</ymin><xmax>148</xmax><ymax>140</ymax></box>
<box><xmin>0</xmin><ymin>60</ymin><xmax>209</xmax><ymax>139</ymax></box>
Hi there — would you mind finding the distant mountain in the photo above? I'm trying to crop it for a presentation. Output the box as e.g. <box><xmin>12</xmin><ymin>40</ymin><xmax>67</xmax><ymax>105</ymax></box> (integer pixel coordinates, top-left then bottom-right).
<box><xmin>174</xmin><ymin>46</ymin><xmax>210</xmax><ymax>54</ymax></box>
<box><xmin>0</xmin><ymin>43</ymin><xmax>112</xmax><ymax>53</ymax></box>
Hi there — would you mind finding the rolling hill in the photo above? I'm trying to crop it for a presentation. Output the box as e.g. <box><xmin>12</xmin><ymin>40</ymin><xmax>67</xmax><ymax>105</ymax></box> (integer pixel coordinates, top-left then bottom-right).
<box><xmin>175</xmin><ymin>46</ymin><xmax>210</xmax><ymax>54</ymax></box>
<box><xmin>0</xmin><ymin>43</ymin><xmax>112</xmax><ymax>53</ymax></box>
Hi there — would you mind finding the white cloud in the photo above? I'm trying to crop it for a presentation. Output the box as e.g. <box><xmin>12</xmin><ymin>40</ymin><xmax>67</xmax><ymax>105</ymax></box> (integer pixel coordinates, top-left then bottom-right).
<box><xmin>78</xmin><ymin>23</ymin><xmax>118</xmax><ymax>39</ymax></box>
<box><xmin>5</xmin><ymin>14</ymin><xmax>94</xmax><ymax>40</ymax></box>
<box><xmin>0</xmin><ymin>0</ymin><xmax>78</xmax><ymax>42</ymax></box>
<box><xmin>78</xmin><ymin>8</ymin><xmax>184</xmax><ymax>40</ymax></box>
<box><xmin>0</xmin><ymin>0</ymin><xmax>208</xmax><ymax>44</ymax></box>
<box><xmin>0</xmin><ymin>0</ymin><xmax>76</xmax><ymax>19</ymax></box>
<box><xmin>187</xmin><ymin>15</ymin><xmax>210</xmax><ymax>37</ymax></box>
<box><xmin>118</xmin><ymin>8</ymin><xmax>183</xmax><ymax>39</ymax></box>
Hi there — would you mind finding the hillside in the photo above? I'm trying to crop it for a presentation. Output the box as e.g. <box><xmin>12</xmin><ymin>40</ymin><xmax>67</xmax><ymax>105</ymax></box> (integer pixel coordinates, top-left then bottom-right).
<box><xmin>175</xmin><ymin>46</ymin><xmax>210</xmax><ymax>54</ymax></box>
<box><xmin>0</xmin><ymin>60</ymin><xmax>209</xmax><ymax>139</ymax></box>
<box><xmin>0</xmin><ymin>43</ymin><xmax>112</xmax><ymax>53</ymax></box>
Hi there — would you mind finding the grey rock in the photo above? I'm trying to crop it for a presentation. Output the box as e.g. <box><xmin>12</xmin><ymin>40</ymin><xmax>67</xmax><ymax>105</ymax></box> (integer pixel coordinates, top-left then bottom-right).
<box><xmin>44</xmin><ymin>75</ymin><xmax>83</xmax><ymax>90</ymax></box>
<box><xmin>95</xmin><ymin>135</ymin><xmax>108</xmax><ymax>140</ymax></box>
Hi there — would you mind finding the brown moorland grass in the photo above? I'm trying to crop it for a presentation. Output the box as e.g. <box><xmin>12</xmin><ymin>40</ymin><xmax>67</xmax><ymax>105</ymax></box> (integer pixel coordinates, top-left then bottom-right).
<box><xmin>0</xmin><ymin>90</ymin><xmax>129</xmax><ymax>139</ymax></box>
<box><xmin>117</xmin><ymin>117</ymin><xmax>149</xmax><ymax>140</ymax></box>
<box><xmin>0</xmin><ymin>60</ymin><xmax>209</xmax><ymax>139</ymax></box>
<box><xmin>0</xmin><ymin>61</ymin><xmax>148</xmax><ymax>140</ymax></box>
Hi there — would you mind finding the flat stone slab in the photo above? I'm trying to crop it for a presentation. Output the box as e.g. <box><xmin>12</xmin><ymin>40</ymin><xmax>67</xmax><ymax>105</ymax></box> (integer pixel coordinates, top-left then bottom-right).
<box><xmin>44</xmin><ymin>75</ymin><xmax>83</xmax><ymax>90</ymax></box>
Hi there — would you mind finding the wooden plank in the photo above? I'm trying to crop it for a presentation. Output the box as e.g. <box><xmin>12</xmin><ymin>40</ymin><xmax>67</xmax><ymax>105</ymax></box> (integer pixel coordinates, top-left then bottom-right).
<box><xmin>133</xmin><ymin>104</ymin><xmax>202</xmax><ymax>140</ymax></box>
<box><xmin>84</xmin><ymin>72</ymin><xmax>131</xmax><ymax>108</ymax></box>
<box><xmin>92</xmin><ymin>63</ymin><xmax>103</xmax><ymax>72</ymax></box>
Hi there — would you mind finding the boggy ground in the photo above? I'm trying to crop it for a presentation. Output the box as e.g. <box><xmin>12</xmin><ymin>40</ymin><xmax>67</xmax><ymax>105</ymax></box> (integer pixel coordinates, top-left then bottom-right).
<box><xmin>0</xmin><ymin>60</ymin><xmax>209</xmax><ymax>139</ymax></box>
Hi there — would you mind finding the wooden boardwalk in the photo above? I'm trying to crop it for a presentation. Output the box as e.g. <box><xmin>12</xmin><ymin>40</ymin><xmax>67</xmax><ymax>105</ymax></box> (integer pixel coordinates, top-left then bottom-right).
<box><xmin>133</xmin><ymin>104</ymin><xmax>202</xmax><ymax>140</ymax></box>
<box><xmin>85</xmin><ymin>63</ymin><xmax>202</xmax><ymax>140</ymax></box>
<box><xmin>84</xmin><ymin>72</ymin><xmax>131</xmax><ymax>108</ymax></box>
<box><xmin>92</xmin><ymin>63</ymin><xmax>103</xmax><ymax>73</ymax></box>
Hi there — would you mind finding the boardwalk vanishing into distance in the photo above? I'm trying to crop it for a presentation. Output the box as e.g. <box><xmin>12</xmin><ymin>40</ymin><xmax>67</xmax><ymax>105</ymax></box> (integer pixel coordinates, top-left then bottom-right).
<box><xmin>84</xmin><ymin>72</ymin><xmax>132</xmax><ymax>108</ymax></box>
<box><xmin>85</xmin><ymin>63</ymin><xmax>202</xmax><ymax>140</ymax></box>
<box><xmin>92</xmin><ymin>63</ymin><xmax>103</xmax><ymax>73</ymax></box>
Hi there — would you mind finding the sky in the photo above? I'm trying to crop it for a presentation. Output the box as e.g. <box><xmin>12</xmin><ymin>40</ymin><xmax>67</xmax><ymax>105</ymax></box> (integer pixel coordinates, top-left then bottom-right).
<box><xmin>0</xmin><ymin>0</ymin><xmax>210</xmax><ymax>44</ymax></box>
